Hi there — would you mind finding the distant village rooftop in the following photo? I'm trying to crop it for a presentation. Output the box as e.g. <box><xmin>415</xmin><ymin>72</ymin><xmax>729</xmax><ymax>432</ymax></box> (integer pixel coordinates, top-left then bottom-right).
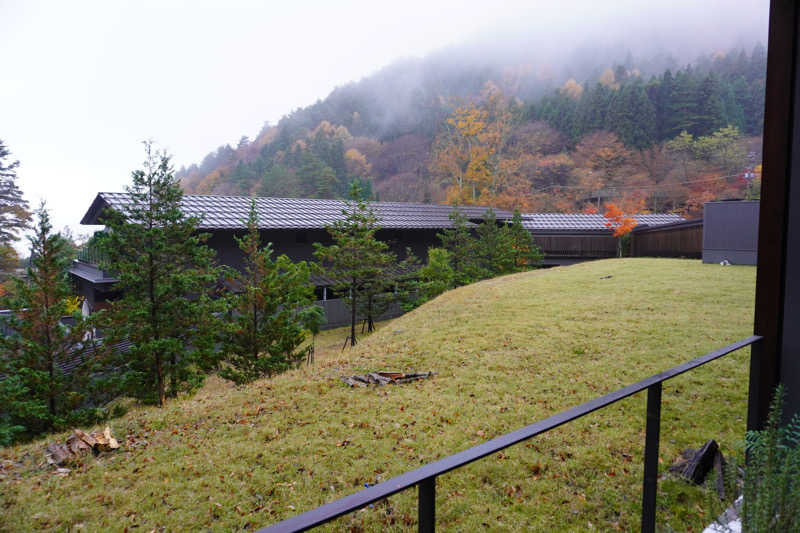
<box><xmin>80</xmin><ymin>193</ymin><xmax>512</xmax><ymax>230</ymax></box>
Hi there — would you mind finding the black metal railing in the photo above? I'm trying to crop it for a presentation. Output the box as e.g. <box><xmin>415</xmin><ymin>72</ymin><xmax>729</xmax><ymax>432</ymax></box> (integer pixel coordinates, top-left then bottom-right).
<box><xmin>257</xmin><ymin>335</ymin><xmax>762</xmax><ymax>533</ymax></box>
<box><xmin>76</xmin><ymin>243</ymin><xmax>107</xmax><ymax>266</ymax></box>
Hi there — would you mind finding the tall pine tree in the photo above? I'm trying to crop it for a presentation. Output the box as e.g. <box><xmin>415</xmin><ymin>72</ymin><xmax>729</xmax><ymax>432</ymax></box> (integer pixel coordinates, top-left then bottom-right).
<box><xmin>97</xmin><ymin>143</ymin><xmax>223</xmax><ymax>407</ymax></box>
<box><xmin>314</xmin><ymin>182</ymin><xmax>392</xmax><ymax>347</ymax></box>
<box><xmin>0</xmin><ymin>139</ymin><xmax>31</xmax><ymax>274</ymax></box>
<box><xmin>221</xmin><ymin>201</ymin><xmax>322</xmax><ymax>384</ymax></box>
<box><xmin>0</xmin><ymin>204</ymin><xmax>97</xmax><ymax>443</ymax></box>
<box><xmin>695</xmin><ymin>74</ymin><xmax>727</xmax><ymax>136</ymax></box>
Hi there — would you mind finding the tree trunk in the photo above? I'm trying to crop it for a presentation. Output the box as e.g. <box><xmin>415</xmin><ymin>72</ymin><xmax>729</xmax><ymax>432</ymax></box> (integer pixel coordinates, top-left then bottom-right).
<box><xmin>367</xmin><ymin>294</ymin><xmax>375</xmax><ymax>333</ymax></box>
<box><xmin>348</xmin><ymin>283</ymin><xmax>357</xmax><ymax>347</ymax></box>
<box><xmin>156</xmin><ymin>353</ymin><xmax>165</xmax><ymax>407</ymax></box>
<box><xmin>48</xmin><ymin>352</ymin><xmax>56</xmax><ymax>419</ymax></box>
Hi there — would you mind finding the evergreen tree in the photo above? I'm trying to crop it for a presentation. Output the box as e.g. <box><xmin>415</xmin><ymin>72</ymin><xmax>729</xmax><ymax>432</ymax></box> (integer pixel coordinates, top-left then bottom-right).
<box><xmin>655</xmin><ymin>70</ymin><xmax>675</xmax><ymax>141</ymax></box>
<box><xmin>258</xmin><ymin>163</ymin><xmax>296</xmax><ymax>197</ymax></box>
<box><xmin>506</xmin><ymin>210</ymin><xmax>543</xmax><ymax>270</ymax></box>
<box><xmin>221</xmin><ymin>201</ymin><xmax>322</xmax><ymax>384</ymax></box>
<box><xmin>355</xmin><ymin>248</ymin><xmax>417</xmax><ymax>334</ymax></box>
<box><xmin>748</xmin><ymin>42</ymin><xmax>767</xmax><ymax>83</ymax></box>
<box><xmin>299</xmin><ymin>151</ymin><xmax>338</xmax><ymax>198</ymax></box>
<box><xmin>0</xmin><ymin>139</ymin><xmax>31</xmax><ymax>273</ymax></box>
<box><xmin>437</xmin><ymin>209</ymin><xmax>480</xmax><ymax>285</ymax></box>
<box><xmin>605</xmin><ymin>81</ymin><xmax>657</xmax><ymax>149</ymax></box>
<box><xmin>665</xmin><ymin>69</ymin><xmax>698</xmax><ymax>138</ymax></box>
<box><xmin>473</xmin><ymin>208</ymin><xmax>516</xmax><ymax>277</ymax></box>
<box><xmin>695</xmin><ymin>74</ymin><xmax>727</xmax><ymax>136</ymax></box>
<box><xmin>411</xmin><ymin>247</ymin><xmax>456</xmax><ymax>307</ymax></box>
<box><xmin>314</xmin><ymin>182</ymin><xmax>392</xmax><ymax>347</ymax></box>
<box><xmin>725</xmin><ymin>77</ymin><xmax>748</xmax><ymax>132</ymax></box>
<box><xmin>578</xmin><ymin>83</ymin><xmax>612</xmax><ymax>135</ymax></box>
<box><xmin>746</xmin><ymin>78</ymin><xmax>766</xmax><ymax>136</ymax></box>
<box><xmin>96</xmin><ymin>143</ymin><xmax>223</xmax><ymax>407</ymax></box>
<box><xmin>0</xmin><ymin>204</ymin><xmax>97</xmax><ymax>444</ymax></box>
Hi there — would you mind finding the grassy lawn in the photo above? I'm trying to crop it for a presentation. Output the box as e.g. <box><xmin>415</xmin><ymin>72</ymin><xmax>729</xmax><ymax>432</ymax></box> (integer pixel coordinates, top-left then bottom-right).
<box><xmin>0</xmin><ymin>258</ymin><xmax>756</xmax><ymax>532</ymax></box>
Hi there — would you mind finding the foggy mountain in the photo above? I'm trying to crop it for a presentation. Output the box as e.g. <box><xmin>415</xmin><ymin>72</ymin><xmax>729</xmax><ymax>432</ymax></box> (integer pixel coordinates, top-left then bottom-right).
<box><xmin>177</xmin><ymin>4</ymin><xmax>768</xmax><ymax>215</ymax></box>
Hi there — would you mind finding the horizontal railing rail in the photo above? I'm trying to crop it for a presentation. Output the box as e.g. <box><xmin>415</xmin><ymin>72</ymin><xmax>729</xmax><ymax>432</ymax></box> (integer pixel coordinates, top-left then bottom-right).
<box><xmin>76</xmin><ymin>244</ymin><xmax>107</xmax><ymax>266</ymax></box>
<box><xmin>258</xmin><ymin>335</ymin><xmax>762</xmax><ymax>533</ymax></box>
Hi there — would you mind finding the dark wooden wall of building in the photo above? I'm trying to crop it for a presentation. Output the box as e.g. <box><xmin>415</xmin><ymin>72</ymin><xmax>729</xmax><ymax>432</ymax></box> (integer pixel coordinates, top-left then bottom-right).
<box><xmin>205</xmin><ymin>227</ymin><xmax>440</xmax><ymax>277</ymax></box>
<box><xmin>531</xmin><ymin>233</ymin><xmax>618</xmax><ymax>259</ymax></box>
<box><xmin>631</xmin><ymin>220</ymin><xmax>703</xmax><ymax>259</ymax></box>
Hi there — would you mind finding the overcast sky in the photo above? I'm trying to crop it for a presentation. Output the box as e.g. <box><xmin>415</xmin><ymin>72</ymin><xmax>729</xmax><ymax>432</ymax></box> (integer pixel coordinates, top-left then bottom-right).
<box><xmin>1</xmin><ymin>0</ymin><xmax>768</xmax><ymax>250</ymax></box>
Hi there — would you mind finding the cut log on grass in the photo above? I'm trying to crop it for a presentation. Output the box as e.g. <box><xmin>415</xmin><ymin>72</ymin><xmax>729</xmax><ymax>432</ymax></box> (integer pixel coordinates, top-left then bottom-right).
<box><xmin>45</xmin><ymin>426</ymin><xmax>121</xmax><ymax>466</ymax></box>
<box><xmin>45</xmin><ymin>443</ymin><xmax>72</xmax><ymax>466</ymax></box>
<box><xmin>341</xmin><ymin>371</ymin><xmax>435</xmax><ymax>387</ymax></box>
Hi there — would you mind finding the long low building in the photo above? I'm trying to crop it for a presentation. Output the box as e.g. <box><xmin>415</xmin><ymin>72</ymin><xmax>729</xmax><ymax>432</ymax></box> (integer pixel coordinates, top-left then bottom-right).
<box><xmin>521</xmin><ymin>213</ymin><xmax>684</xmax><ymax>265</ymax></box>
<box><xmin>70</xmin><ymin>193</ymin><xmax>684</xmax><ymax>323</ymax></box>
<box><xmin>71</xmin><ymin>193</ymin><xmax>510</xmax><ymax>324</ymax></box>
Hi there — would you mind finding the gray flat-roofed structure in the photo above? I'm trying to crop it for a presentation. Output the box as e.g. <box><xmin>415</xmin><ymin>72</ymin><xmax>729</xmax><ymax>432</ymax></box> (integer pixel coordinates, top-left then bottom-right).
<box><xmin>702</xmin><ymin>200</ymin><xmax>760</xmax><ymax>265</ymax></box>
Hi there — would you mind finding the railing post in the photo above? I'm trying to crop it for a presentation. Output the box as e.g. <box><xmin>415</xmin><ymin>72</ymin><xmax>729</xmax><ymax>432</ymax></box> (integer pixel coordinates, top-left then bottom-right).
<box><xmin>641</xmin><ymin>382</ymin><xmax>662</xmax><ymax>533</ymax></box>
<box><xmin>418</xmin><ymin>476</ymin><xmax>435</xmax><ymax>533</ymax></box>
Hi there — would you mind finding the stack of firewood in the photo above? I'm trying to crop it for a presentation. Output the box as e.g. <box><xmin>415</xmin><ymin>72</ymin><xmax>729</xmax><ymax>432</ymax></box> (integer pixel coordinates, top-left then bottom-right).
<box><xmin>45</xmin><ymin>427</ymin><xmax>120</xmax><ymax>466</ymax></box>
<box><xmin>341</xmin><ymin>371</ymin><xmax>434</xmax><ymax>387</ymax></box>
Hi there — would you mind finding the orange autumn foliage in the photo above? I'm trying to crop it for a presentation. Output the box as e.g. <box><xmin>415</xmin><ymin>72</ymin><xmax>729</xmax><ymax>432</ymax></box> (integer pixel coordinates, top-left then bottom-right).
<box><xmin>603</xmin><ymin>203</ymin><xmax>637</xmax><ymax>237</ymax></box>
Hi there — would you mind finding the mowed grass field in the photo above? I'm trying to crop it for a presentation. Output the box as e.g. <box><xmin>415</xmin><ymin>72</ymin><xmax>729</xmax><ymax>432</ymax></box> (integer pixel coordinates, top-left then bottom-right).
<box><xmin>0</xmin><ymin>259</ymin><xmax>756</xmax><ymax>532</ymax></box>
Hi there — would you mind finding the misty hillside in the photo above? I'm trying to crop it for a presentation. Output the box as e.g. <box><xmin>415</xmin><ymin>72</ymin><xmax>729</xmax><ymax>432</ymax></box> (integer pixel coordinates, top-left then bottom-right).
<box><xmin>178</xmin><ymin>42</ymin><xmax>766</xmax><ymax>216</ymax></box>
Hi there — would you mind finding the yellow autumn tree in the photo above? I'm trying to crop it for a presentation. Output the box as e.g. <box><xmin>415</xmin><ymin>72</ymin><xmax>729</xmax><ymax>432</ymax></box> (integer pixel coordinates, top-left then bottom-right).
<box><xmin>344</xmin><ymin>148</ymin><xmax>371</xmax><ymax>178</ymax></box>
<box><xmin>430</xmin><ymin>83</ymin><xmax>514</xmax><ymax>205</ymax></box>
<box><xmin>562</xmin><ymin>78</ymin><xmax>584</xmax><ymax>99</ymax></box>
<box><xmin>430</xmin><ymin>103</ymin><xmax>489</xmax><ymax>204</ymax></box>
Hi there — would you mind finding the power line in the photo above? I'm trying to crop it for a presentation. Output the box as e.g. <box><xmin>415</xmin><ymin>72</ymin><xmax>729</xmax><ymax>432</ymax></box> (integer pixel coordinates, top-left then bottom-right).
<box><xmin>529</xmin><ymin>172</ymin><xmax>751</xmax><ymax>195</ymax></box>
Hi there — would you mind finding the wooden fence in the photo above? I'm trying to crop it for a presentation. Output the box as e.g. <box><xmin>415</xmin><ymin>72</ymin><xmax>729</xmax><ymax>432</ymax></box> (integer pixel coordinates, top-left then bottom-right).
<box><xmin>630</xmin><ymin>219</ymin><xmax>703</xmax><ymax>259</ymax></box>
<box><xmin>317</xmin><ymin>298</ymin><xmax>404</xmax><ymax>329</ymax></box>
<box><xmin>531</xmin><ymin>233</ymin><xmax>618</xmax><ymax>259</ymax></box>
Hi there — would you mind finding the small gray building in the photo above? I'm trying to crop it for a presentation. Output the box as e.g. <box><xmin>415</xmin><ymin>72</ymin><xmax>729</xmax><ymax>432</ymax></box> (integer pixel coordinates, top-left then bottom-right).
<box><xmin>702</xmin><ymin>200</ymin><xmax>760</xmax><ymax>265</ymax></box>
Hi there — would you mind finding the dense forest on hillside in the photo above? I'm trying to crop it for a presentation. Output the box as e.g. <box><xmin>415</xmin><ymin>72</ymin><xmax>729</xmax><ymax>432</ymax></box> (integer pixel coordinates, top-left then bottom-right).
<box><xmin>178</xmin><ymin>44</ymin><xmax>766</xmax><ymax>217</ymax></box>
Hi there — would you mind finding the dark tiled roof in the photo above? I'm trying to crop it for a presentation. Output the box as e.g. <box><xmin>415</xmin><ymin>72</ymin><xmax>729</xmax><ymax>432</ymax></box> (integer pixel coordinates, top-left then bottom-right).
<box><xmin>81</xmin><ymin>193</ymin><xmax>511</xmax><ymax>230</ymax></box>
<box><xmin>57</xmin><ymin>339</ymin><xmax>133</xmax><ymax>375</ymax></box>
<box><xmin>632</xmin><ymin>218</ymin><xmax>702</xmax><ymax>233</ymax></box>
<box><xmin>520</xmin><ymin>213</ymin><xmax>684</xmax><ymax>231</ymax></box>
<box><xmin>0</xmin><ymin>311</ymin><xmax>131</xmax><ymax>376</ymax></box>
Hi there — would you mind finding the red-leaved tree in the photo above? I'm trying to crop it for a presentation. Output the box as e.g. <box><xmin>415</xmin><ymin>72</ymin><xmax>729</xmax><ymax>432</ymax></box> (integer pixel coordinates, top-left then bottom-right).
<box><xmin>603</xmin><ymin>203</ymin><xmax>637</xmax><ymax>257</ymax></box>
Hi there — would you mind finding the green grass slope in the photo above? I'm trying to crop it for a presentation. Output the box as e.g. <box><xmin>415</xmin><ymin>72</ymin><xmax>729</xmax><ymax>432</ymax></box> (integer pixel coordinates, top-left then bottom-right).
<box><xmin>0</xmin><ymin>259</ymin><xmax>756</xmax><ymax>532</ymax></box>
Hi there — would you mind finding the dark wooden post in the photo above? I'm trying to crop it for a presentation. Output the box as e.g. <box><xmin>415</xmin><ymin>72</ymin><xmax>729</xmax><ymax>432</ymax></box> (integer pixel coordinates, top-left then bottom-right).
<box><xmin>750</xmin><ymin>0</ymin><xmax>800</xmax><ymax>429</ymax></box>
<box><xmin>418</xmin><ymin>477</ymin><xmax>435</xmax><ymax>533</ymax></box>
<box><xmin>641</xmin><ymin>383</ymin><xmax>662</xmax><ymax>533</ymax></box>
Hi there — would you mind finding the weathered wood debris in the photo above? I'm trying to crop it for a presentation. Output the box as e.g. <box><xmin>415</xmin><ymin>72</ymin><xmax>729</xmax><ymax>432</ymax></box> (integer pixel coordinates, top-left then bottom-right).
<box><xmin>341</xmin><ymin>371</ymin><xmax>434</xmax><ymax>387</ymax></box>
<box><xmin>45</xmin><ymin>426</ymin><xmax>120</xmax><ymax>466</ymax></box>
<box><xmin>669</xmin><ymin>439</ymin><xmax>728</xmax><ymax>498</ymax></box>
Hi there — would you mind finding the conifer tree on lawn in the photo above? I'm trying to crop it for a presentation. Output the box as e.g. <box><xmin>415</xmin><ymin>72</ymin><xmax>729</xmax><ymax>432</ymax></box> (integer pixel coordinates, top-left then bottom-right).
<box><xmin>0</xmin><ymin>204</ymin><xmax>97</xmax><ymax>444</ymax></box>
<box><xmin>474</xmin><ymin>208</ymin><xmax>516</xmax><ymax>277</ymax></box>
<box><xmin>506</xmin><ymin>209</ymin><xmax>543</xmax><ymax>270</ymax></box>
<box><xmin>356</xmin><ymin>247</ymin><xmax>419</xmax><ymax>333</ymax></box>
<box><xmin>97</xmin><ymin>143</ymin><xmax>223</xmax><ymax>407</ymax></box>
<box><xmin>437</xmin><ymin>208</ymin><xmax>480</xmax><ymax>286</ymax></box>
<box><xmin>314</xmin><ymin>182</ymin><xmax>392</xmax><ymax>347</ymax></box>
<box><xmin>221</xmin><ymin>201</ymin><xmax>322</xmax><ymax>384</ymax></box>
